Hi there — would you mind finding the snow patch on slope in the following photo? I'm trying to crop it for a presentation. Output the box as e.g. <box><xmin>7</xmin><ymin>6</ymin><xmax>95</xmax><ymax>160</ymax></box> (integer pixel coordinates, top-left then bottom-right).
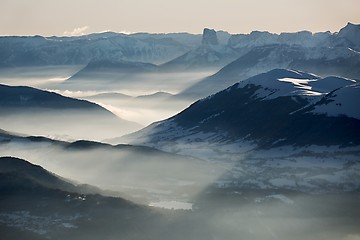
<box><xmin>235</xmin><ymin>69</ymin><xmax>321</xmax><ymax>100</ymax></box>
<box><xmin>309</xmin><ymin>76</ymin><xmax>357</xmax><ymax>93</ymax></box>
<box><xmin>312</xmin><ymin>84</ymin><xmax>360</xmax><ymax>119</ymax></box>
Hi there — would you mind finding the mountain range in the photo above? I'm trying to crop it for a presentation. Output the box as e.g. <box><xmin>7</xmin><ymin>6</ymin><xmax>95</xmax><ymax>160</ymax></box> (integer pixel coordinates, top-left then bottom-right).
<box><xmin>1</xmin><ymin>23</ymin><xmax>360</xmax><ymax>240</ymax></box>
<box><xmin>1</xmin><ymin>23</ymin><xmax>358</xmax><ymax>71</ymax></box>
<box><xmin>0</xmin><ymin>33</ymin><xmax>194</xmax><ymax>67</ymax></box>
<box><xmin>47</xmin><ymin>23</ymin><xmax>360</xmax><ymax>97</ymax></box>
<box><xmin>180</xmin><ymin>42</ymin><xmax>360</xmax><ymax>98</ymax></box>
<box><xmin>167</xmin><ymin>23</ymin><xmax>360</xmax><ymax>74</ymax></box>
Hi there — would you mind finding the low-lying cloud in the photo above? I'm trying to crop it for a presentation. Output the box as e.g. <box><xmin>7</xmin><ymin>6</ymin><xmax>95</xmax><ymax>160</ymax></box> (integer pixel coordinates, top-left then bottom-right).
<box><xmin>64</xmin><ymin>26</ymin><xmax>89</xmax><ymax>36</ymax></box>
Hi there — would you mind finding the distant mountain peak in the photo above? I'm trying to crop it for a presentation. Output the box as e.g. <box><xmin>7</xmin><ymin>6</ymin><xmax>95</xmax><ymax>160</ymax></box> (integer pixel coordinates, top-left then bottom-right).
<box><xmin>340</xmin><ymin>22</ymin><xmax>360</xmax><ymax>32</ymax></box>
<box><xmin>346</xmin><ymin>22</ymin><xmax>359</xmax><ymax>27</ymax></box>
<box><xmin>202</xmin><ymin>28</ymin><xmax>219</xmax><ymax>46</ymax></box>
<box><xmin>338</xmin><ymin>22</ymin><xmax>360</xmax><ymax>47</ymax></box>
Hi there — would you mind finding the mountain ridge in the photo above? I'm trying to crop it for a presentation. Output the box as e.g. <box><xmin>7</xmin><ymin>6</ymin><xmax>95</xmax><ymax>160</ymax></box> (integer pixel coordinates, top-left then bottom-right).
<box><xmin>2</xmin><ymin>22</ymin><xmax>358</xmax><ymax>69</ymax></box>
<box><xmin>180</xmin><ymin>44</ymin><xmax>360</xmax><ymax>98</ymax></box>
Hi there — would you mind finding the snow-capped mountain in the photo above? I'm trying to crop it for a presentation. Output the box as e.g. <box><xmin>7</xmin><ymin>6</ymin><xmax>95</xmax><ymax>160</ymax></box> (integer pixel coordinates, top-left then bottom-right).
<box><xmin>181</xmin><ymin>44</ymin><xmax>360</xmax><ymax>98</ymax></box>
<box><xmin>121</xmin><ymin>69</ymin><xmax>360</xmax><ymax>192</ymax></box>
<box><xmin>0</xmin><ymin>84</ymin><xmax>141</xmax><ymax>141</ymax></box>
<box><xmin>127</xmin><ymin>69</ymin><xmax>359</xmax><ymax>147</ymax></box>
<box><xmin>1</xmin><ymin>22</ymin><xmax>359</xmax><ymax>70</ymax></box>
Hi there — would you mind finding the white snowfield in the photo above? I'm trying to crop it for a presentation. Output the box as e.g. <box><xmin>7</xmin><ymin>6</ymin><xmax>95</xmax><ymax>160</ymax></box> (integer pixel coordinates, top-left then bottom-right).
<box><xmin>312</xmin><ymin>84</ymin><xmax>360</xmax><ymax>120</ymax></box>
<box><xmin>309</xmin><ymin>76</ymin><xmax>357</xmax><ymax>93</ymax></box>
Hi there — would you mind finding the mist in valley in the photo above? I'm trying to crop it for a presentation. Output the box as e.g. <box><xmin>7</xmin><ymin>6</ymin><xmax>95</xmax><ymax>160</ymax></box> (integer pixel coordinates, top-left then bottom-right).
<box><xmin>57</xmin><ymin>69</ymin><xmax>215</xmax><ymax>125</ymax></box>
<box><xmin>1</xmin><ymin>137</ymin><xmax>359</xmax><ymax>240</ymax></box>
<box><xmin>1</xmin><ymin>21</ymin><xmax>360</xmax><ymax>239</ymax></box>
<box><xmin>0</xmin><ymin>110</ymin><xmax>142</xmax><ymax>142</ymax></box>
<box><xmin>1</xmin><ymin>64</ymin><xmax>359</xmax><ymax>239</ymax></box>
<box><xmin>0</xmin><ymin>66</ymin><xmax>213</xmax><ymax>127</ymax></box>
<box><xmin>0</xmin><ymin>137</ymin><xmax>226</xmax><ymax>205</ymax></box>
<box><xmin>0</xmin><ymin>66</ymin><xmax>83</xmax><ymax>88</ymax></box>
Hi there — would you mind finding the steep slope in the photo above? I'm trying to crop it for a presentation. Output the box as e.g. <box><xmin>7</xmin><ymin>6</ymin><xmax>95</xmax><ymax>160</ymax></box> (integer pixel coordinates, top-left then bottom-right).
<box><xmin>180</xmin><ymin>44</ymin><xmax>360</xmax><ymax>98</ymax></box>
<box><xmin>0</xmin><ymin>84</ymin><xmax>141</xmax><ymax>141</ymax></box>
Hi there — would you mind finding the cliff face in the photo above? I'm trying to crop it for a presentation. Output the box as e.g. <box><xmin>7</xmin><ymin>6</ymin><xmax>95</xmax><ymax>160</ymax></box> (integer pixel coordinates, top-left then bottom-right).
<box><xmin>202</xmin><ymin>28</ymin><xmax>219</xmax><ymax>46</ymax></box>
<box><xmin>338</xmin><ymin>22</ymin><xmax>360</xmax><ymax>49</ymax></box>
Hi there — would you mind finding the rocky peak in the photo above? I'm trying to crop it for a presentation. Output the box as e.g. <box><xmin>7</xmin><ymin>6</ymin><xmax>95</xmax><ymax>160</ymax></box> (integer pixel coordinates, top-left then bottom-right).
<box><xmin>202</xmin><ymin>28</ymin><xmax>219</xmax><ymax>46</ymax></box>
<box><xmin>338</xmin><ymin>22</ymin><xmax>360</xmax><ymax>47</ymax></box>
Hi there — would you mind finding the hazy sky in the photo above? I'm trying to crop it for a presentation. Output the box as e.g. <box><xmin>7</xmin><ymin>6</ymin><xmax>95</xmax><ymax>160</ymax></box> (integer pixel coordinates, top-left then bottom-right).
<box><xmin>1</xmin><ymin>0</ymin><xmax>359</xmax><ymax>36</ymax></box>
